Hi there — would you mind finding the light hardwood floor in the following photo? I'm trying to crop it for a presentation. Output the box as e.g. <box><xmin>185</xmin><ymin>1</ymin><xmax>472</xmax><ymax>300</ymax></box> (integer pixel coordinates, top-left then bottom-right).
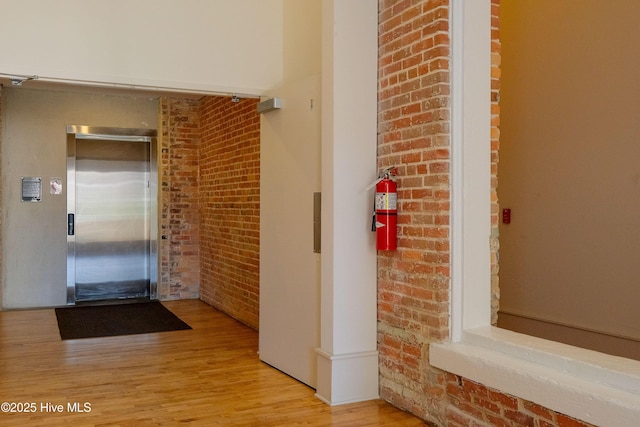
<box><xmin>0</xmin><ymin>300</ymin><xmax>427</xmax><ymax>426</ymax></box>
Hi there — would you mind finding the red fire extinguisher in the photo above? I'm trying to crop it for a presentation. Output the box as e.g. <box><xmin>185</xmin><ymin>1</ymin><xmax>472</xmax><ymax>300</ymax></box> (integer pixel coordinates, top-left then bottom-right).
<box><xmin>374</xmin><ymin>175</ymin><xmax>397</xmax><ymax>250</ymax></box>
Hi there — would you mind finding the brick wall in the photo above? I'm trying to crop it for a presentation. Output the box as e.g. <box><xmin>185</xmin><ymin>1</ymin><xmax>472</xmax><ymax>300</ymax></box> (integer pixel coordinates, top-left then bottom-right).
<box><xmin>490</xmin><ymin>0</ymin><xmax>501</xmax><ymax>324</ymax></box>
<box><xmin>446</xmin><ymin>374</ymin><xmax>595</xmax><ymax>427</ymax></box>
<box><xmin>159</xmin><ymin>97</ymin><xmax>201</xmax><ymax>300</ymax></box>
<box><xmin>199</xmin><ymin>96</ymin><xmax>260</xmax><ymax>330</ymax></box>
<box><xmin>377</xmin><ymin>1</ymin><xmax>593</xmax><ymax>425</ymax></box>
<box><xmin>377</xmin><ymin>0</ymin><xmax>452</xmax><ymax>420</ymax></box>
<box><xmin>158</xmin><ymin>95</ymin><xmax>260</xmax><ymax>328</ymax></box>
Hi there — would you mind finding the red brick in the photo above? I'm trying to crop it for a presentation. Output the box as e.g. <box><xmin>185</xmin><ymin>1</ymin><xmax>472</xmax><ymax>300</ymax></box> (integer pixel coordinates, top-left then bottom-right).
<box><xmin>504</xmin><ymin>409</ymin><xmax>534</xmax><ymax>426</ymax></box>
<box><xmin>557</xmin><ymin>414</ymin><xmax>596</xmax><ymax>427</ymax></box>
<box><xmin>159</xmin><ymin>97</ymin><xmax>201</xmax><ymax>301</ymax></box>
<box><xmin>199</xmin><ymin>96</ymin><xmax>260</xmax><ymax>329</ymax></box>
<box><xmin>376</xmin><ymin>1</ymin><xmax>513</xmax><ymax>425</ymax></box>
<box><xmin>523</xmin><ymin>401</ymin><xmax>554</xmax><ymax>420</ymax></box>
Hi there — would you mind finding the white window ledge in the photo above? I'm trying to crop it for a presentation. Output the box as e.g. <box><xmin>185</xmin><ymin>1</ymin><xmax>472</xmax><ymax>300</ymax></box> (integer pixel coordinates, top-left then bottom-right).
<box><xmin>430</xmin><ymin>326</ymin><xmax>640</xmax><ymax>427</ymax></box>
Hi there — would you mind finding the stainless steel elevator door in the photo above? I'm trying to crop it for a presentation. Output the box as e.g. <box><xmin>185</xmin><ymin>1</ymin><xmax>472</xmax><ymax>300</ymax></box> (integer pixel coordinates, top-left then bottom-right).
<box><xmin>73</xmin><ymin>138</ymin><xmax>151</xmax><ymax>302</ymax></box>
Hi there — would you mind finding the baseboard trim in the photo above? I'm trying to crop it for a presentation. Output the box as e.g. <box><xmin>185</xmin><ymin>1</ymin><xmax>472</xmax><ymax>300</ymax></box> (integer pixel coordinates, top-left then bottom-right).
<box><xmin>314</xmin><ymin>348</ymin><xmax>379</xmax><ymax>405</ymax></box>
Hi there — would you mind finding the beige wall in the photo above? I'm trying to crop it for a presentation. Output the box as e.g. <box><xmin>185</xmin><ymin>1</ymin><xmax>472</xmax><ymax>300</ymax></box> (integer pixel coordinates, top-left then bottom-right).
<box><xmin>498</xmin><ymin>1</ymin><xmax>640</xmax><ymax>346</ymax></box>
<box><xmin>1</xmin><ymin>87</ymin><xmax>158</xmax><ymax>308</ymax></box>
<box><xmin>259</xmin><ymin>0</ymin><xmax>322</xmax><ymax>388</ymax></box>
<box><xmin>0</xmin><ymin>0</ymin><xmax>282</xmax><ymax>95</ymax></box>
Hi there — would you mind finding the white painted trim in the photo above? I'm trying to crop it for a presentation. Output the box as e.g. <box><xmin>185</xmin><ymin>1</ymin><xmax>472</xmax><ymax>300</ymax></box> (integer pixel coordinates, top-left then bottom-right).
<box><xmin>450</xmin><ymin>0</ymin><xmax>492</xmax><ymax>339</ymax></box>
<box><xmin>316</xmin><ymin>0</ymin><xmax>378</xmax><ymax>406</ymax></box>
<box><xmin>431</xmin><ymin>328</ymin><xmax>640</xmax><ymax>427</ymax></box>
<box><xmin>314</xmin><ymin>349</ymin><xmax>379</xmax><ymax>406</ymax></box>
<box><xmin>26</xmin><ymin>75</ymin><xmax>264</xmax><ymax>99</ymax></box>
<box><xmin>449</xmin><ymin>0</ymin><xmax>465</xmax><ymax>344</ymax></box>
<box><xmin>433</xmin><ymin>1</ymin><xmax>640</xmax><ymax>426</ymax></box>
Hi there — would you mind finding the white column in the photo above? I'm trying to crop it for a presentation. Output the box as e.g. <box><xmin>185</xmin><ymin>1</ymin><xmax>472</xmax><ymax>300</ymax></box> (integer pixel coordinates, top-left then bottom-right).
<box><xmin>315</xmin><ymin>0</ymin><xmax>379</xmax><ymax>405</ymax></box>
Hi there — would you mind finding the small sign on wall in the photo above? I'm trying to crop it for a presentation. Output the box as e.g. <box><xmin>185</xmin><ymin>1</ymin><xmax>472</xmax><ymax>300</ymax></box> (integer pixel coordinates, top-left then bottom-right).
<box><xmin>21</xmin><ymin>177</ymin><xmax>42</xmax><ymax>202</ymax></box>
<box><xmin>50</xmin><ymin>177</ymin><xmax>62</xmax><ymax>195</ymax></box>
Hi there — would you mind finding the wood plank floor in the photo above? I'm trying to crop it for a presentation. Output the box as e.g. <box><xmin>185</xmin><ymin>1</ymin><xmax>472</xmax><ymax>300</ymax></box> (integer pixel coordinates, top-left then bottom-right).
<box><xmin>0</xmin><ymin>300</ymin><xmax>427</xmax><ymax>426</ymax></box>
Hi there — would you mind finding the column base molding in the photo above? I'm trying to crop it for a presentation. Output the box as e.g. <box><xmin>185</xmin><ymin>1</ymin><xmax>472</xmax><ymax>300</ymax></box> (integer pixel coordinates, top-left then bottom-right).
<box><xmin>314</xmin><ymin>348</ymin><xmax>379</xmax><ymax>406</ymax></box>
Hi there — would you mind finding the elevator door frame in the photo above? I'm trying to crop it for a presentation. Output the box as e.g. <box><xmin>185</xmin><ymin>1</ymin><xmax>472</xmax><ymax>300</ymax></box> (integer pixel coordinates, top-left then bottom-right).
<box><xmin>66</xmin><ymin>125</ymin><xmax>158</xmax><ymax>305</ymax></box>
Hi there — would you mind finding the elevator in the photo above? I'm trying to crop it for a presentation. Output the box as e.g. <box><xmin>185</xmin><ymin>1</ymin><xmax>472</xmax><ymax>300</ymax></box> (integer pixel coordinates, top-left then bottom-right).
<box><xmin>66</xmin><ymin>125</ymin><xmax>158</xmax><ymax>304</ymax></box>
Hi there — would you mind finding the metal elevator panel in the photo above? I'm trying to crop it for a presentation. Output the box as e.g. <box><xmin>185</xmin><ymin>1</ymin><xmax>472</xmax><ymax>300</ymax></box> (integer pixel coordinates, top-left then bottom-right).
<box><xmin>66</xmin><ymin>126</ymin><xmax>158</xmax><ymax>304</ymax></box>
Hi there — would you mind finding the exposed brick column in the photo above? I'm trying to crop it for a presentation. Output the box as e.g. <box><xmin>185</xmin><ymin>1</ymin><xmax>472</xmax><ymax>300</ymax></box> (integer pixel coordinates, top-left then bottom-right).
<box><xmin>490</xmin><ymin>0</ymin><xmax>501</xmax><ymax>325</ymax></box>
<box><xmin>377</xmin><ymin>0</ymin><xmax>452</xmax><ymax>421</ymax></box>
<box><xmin>158</xmin><ymin>97</ymin><xmax>201</xmax><ymax>300</ymax></box>
<box><xmin>377</xmin><ymin>1</ymin><xmax>598</xmax><ymax>425</ymax></box>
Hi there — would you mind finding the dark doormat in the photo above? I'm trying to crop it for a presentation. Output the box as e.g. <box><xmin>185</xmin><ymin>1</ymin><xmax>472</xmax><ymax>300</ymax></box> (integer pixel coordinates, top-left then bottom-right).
<box><xmin>55</xmin><ymin>301</ymin><xmax>191</xmax><ymax>340</ymax></box>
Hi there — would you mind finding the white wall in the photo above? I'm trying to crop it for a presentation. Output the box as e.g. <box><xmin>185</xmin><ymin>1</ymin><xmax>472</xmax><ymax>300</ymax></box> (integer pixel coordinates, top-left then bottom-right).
<box><xmin>259</xmin><ymin>1</ymin><xmax>379</xmax><ymax>405</ymax></box>
<box><xmin>315</xmin><ymin>0</ymin><xmax>379</xmax><ymax>405</ymax></box>
<box><xmin>0</xmin><ymin>0</ymin><xmax>282</xmax><ymax>96</ymax></box>
<box><xmin>259</xmin><ymin>0</ymin><xmax>322</xmax><ymax>388</ymax></box>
